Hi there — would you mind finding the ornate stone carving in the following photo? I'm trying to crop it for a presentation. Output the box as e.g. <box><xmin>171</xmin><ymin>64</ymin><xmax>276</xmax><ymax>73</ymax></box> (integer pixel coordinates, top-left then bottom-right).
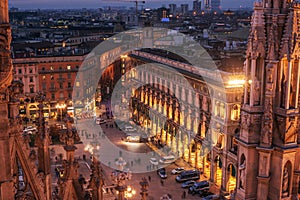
<box><xmin>241</xmin><ymin>113</ymin><xmax>251</xmax><ymax>130</ymax></box>
<box><xmin>253</xmin><ymin>77</ymin><xmax>261</xmax><ymax>105</ymax></box>
<box><xmin>8</xmin><ymin>80</ymin><xmax>23</xmax><ymax>102</ymax></box>
<box><xmin>282</xmin><ymin>166</ymin><xmax>289</xmax><ymax>197</ymax></box>
<box><xmin>239</xmin><ymin>159</ymin><xmax>246</xmax><ymax>189</ymax></box>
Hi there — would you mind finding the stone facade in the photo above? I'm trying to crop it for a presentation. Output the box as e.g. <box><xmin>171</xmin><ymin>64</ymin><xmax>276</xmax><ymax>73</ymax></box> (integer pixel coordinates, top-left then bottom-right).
<box><xmin>236</xmin><ymin>1</ymin><xmax>300</xmax><ymax>200</ymax></box>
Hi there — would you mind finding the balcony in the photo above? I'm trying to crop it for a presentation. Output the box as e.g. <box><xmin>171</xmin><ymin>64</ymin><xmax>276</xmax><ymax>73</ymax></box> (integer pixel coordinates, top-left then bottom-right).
<box><xmin>48</xmin><ymin>87</ymin><xmax>57</xmax><ymax>92</ymax></box>
<box><xmin>57</xmin><ymin>78</ymin><xmax>66</xmax><ymax>82</ymax></box>
<box><xmin>38</xmin><ymin>68</ymin><xmax>78</xmax><ymax>74</ymax></box>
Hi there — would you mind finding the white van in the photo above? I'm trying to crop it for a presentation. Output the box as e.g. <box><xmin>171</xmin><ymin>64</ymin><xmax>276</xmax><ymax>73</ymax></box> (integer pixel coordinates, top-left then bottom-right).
<box><xmin>159</xmin><ymin>155</ymin><xmax>176</xmax><ymax>164</ymax></box>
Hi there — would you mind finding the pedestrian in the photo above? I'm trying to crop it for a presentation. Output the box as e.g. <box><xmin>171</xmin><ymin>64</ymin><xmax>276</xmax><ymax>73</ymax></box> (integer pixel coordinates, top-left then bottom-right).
<box><xmin>148</xmin><ymin>175</ymin><xmax>151</xmax><ymax>182</ymax></box>
<box><xmin>182</xmin><ymin>191</ymin><xmax>186</xmax><ymax>199</ymax></box>
<box><xmin>160</xmin><ymin>179</ymin><xmax>164</xmax><ymax>186</ymax></box>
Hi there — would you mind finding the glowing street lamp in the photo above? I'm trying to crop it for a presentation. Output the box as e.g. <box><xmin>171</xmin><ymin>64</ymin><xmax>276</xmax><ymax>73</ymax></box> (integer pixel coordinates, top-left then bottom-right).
<box><xmin>124</xmin><ymin>186</ymin><xmax>136</xmax><ymax>198</ymax></box>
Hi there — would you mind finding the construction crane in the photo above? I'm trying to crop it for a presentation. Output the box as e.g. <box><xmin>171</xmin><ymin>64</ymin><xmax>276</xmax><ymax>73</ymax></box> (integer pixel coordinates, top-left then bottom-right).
<box><xmin>101</xmin><ymin>0</ymin><xmax>145</xmax><ymax>25</ymax></box>
<box><xmin>129</xmin><ymin>0</ymin><xmax>145</xmax><ymax>16</ymax></box>
<box><xmin>101</xmin><ymin>0</ymin><xmax>145</xmax><ymax>15</ymax></box>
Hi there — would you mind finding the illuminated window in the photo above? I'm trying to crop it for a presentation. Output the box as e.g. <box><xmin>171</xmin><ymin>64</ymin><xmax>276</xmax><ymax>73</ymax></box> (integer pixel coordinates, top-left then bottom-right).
<box><xmin>76</xmin><ymin>81</ymin><xmax>80</xmax><ymax>87</ymax></box>
<box><xmin>231</xmin><ymin>104</ymin><xmax>240</xmax><ymax>121</ymax></box>
<box><xmin>215</xmin><ymin>101</ymin><xmax>220</xmax><ymax>116</ymax></box>
<box><xmin>220</xmin><ymin>103</ymin><xmax>225</xmax><ymax>119</ymax></box>
<box><xmin>51</xmin><ymin>75</ymin><xmax>54</xmax><ymax>80</ymax></box>
<box><xmin>50</xmin><ymin>66</ymin><xmax>54</xmax><ymax>70</ymax></box>
<box><xmin>67</xmin><ymin>65</ymin><xmax>71</xmax><ymax>70</ymax></box>
<box><xmin>42</xmin><ymin>75</ymin><xmax>46</xmax><ymax>80</ymax></box>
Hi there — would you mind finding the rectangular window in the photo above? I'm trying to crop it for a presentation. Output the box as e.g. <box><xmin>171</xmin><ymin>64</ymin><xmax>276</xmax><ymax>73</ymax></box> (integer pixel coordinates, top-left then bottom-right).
<box><xmin>67</xmin><ymin>65</ymin><xmax>71</xmax><ymax>70</ymax></box>
<box><xmin>29</xmin><ymin>68</ymin><xmax>33</xmax><ymax>73</ymax></box>
<box><xmin>60</xmin><ymin>83</ymin><xmax>63</xmax><ymax>89</ymax></box>
<box><xmin>67</xmin><ymin>73</ymin><xmax>71</xmax><ymax>79</ymax></box>
<box><xmin>18</xmin><ymin>69</ymin><xmax>22</xmax><ymax>74</ymax></box>
<box><xmin>42</xmin><ymin>75</ymin><xmax>46</xmax><ymax>80</ymax></box>
<box><xmin>68</xmin><ymin>82</ymin><xmax>71</xmax><ymax>88</ymax></box>
<box><xmin>51</xmin><ymin>75</ymin><xmax>54</xmax><ymax>80</ymax></box>
<box><xmin>50</xmin><ymin>82</ymin><xmax>55</xmax><ymax>89</ymax></box>
<box><xmin>29</xmin><ymin>77</ymin><xmax>33</xmax><ymax>83</ymax></box>
<box><xmin>68</xmin><ymin>93</ymin><xmax>72</xmax><ymax>98</ymax></box>
<box><xmin>51</xmin><ymin>93</ymin><xmax>55</xmax><ymax>100</ymax></box>
<box><xmin>60</xmin><ymin>92</ymin><xmax>64</xmax><ymax>98</ymax></box>
<box><xmin>30</xmin><ymin>87</ymin><xmax>34</xmax><ymax>93</ymax></box>
<box><xmin>42</xmin><ymin>83</ymin><xmax>46</xmax><ymax>90</ymax></box>
<box><xmin>76</xmin><ymin>81</ymin><xmax>80</xmax><ymax>87</ymax></box>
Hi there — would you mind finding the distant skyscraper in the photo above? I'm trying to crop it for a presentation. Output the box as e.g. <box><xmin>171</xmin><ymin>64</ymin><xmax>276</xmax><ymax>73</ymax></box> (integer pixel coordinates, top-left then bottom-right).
<box><xmin>169</xmin><ymin>4</ymin><xmax>177</xmax><ymax>15</ymax></box>
<box><xmin>180</xmin><ymin>4</ymin><xmax>189</xmax><ymax>16</ymax></box>
<box><xmin>211</xmin><ymin>0</ymin><xmax>221</xmax><ymax>11</ymax></box>
<box><xmin>193</xmin><ymin>0</ymin><xmax>201</xmax><ymax>15</ymax></box>
<box><xmin>204</xmin><ymin>0</ymin><xmax>210</xmax><ymax>10</ymax></box>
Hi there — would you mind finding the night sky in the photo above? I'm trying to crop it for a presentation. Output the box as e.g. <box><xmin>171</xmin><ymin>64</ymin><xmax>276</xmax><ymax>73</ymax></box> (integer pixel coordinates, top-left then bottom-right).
<box><xmin>9</xmin><ymin>0</ymin><xmax>255</xmax><ymax>10</ymax></box>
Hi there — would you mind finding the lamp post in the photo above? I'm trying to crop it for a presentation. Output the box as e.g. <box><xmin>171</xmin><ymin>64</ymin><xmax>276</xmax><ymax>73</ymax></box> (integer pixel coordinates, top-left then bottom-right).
<box><xmin>111</xmin><ymin>157</ymin><xmax>133</xmax><ymax>200</ymax></box>
<box><xmin>56</xmin><ymin>103</ymin><xmax>66</xmax><ymax>121</ymax></box>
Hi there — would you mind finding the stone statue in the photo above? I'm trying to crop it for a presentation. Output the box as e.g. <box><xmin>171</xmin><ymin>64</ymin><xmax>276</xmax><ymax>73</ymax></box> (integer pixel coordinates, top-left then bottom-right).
<box><xmin>281</xmin><ymin>75</ymin><xmax>286</xmax><ymax>108</ymax></box>
<box><xmin>253</xmin><ymin>77</ymin><xmax>260</xmax><ymax>105</ymax></box>
<box><xmin>262</xmin><ymin>123</ymin><xmax>271</xmax><ymax>144</ymax></box>
<box><xmin>241</xmin><ymin>114</ymin><xmax>251</xmax><ymax>130</ymax></box>
<box><xmin>282</xmin><ymin>166</ymin><xmax>289</xmax><ymax>197</ymax></box>
<box><xmin>239</xmin><ymin>159</ymin><xmax>246</xmax><ymax>189</ymax></box>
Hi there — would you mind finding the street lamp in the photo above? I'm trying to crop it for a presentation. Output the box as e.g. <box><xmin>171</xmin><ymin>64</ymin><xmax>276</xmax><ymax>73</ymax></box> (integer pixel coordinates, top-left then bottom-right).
<box><xmin>111</xmin><ymin>165</ymin><xmax>132</xmax><ymax>200</ymax></box>
<box><xmin>56</xmin><ymin>103</ymin><xmax>66</xmax><ymax>121</ymax></box>
<box><xmin>124</xmin><ymin>186</ymin><xmax>136</xmax><ymax>199</ymax></box>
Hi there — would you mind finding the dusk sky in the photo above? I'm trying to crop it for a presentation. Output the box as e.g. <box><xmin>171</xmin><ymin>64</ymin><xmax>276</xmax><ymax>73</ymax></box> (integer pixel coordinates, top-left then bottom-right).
<box><xmin>9</xmin><ymin>0</ymin><xmax>255</xmax><ymax>10</ymax></box>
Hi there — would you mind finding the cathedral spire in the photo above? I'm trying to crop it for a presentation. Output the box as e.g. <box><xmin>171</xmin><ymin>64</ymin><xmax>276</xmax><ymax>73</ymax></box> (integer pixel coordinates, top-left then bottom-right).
<box><xmin>0</xmin><ymin>0</ymin><xmax>9</xmax><ymax>24</ymax></box>
<box><xmin>237</xmin><ymin>1</ymin><xmax>300</xmax><ymax>200</ymax></box>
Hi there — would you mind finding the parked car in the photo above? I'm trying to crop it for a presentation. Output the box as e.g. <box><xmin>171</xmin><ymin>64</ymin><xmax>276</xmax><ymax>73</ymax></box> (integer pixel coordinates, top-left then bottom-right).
<box><xmin>176</xmin><ymin>169</ymin><xmax>200</xmax><ymax>182</ymax></box>
<box><xmin>181</xmin><ymin>180</ymin><xmax>196</xmax><ymax>188</ymax></box>
<box><xmin>150</xmin><ymin>157</ymin><xmax>159</xmax><ymax>166</ymax></box>
<box><xmin>25</xmin><ymin>126</ymin><xmax>37</xmax><ymax>132</ymax></box>
<box><xmin>188</xmin><ymin>180</ymin><xmax>210</xmax><ymax>195</ymax></box>
<box><xmin>160</xmin><ymin>194</ymin><xmax>172</xmax><ymax>200</ymax></box>
<box><xmin>201</xmin><ymin>194</ymin><xmax>219</xmax><ymax>200</ymax></box>
<box><xmin>159</xmin><ymin>155</ymin><xmax>176</xmax><ymax>164</ymax></box>
<box><xmin>124</xmin><ymin>126</ymin><xmax>137</xmax><ymax>132</ymax></box>
<box><xmin>171</xmin><ymin>167</ymin><xmax>185</xmax><ymax>174</ymax></box>
<box><xmin>157</xmin><ymin>168</ymin><xmax>167</xmax><ymax>179</ymax></box>
<box><xmin>96</xmin><ymin>118</ymin><xmax>106</xmax><ymax>124</ymax></box>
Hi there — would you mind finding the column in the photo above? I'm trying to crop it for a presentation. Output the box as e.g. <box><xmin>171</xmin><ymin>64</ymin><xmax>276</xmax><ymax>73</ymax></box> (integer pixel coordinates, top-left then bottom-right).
<box><xmin>244</xmin><ymin>59</ymin><xmax>249</xmax><ymax>103</ymax></box>
<box><xmin>285</xmin><ymin>61</ymin><xmax>292</xmax><ymax>109</ymax></box>
<box><xmin>250</xmin><ymin>57</ymin><xmax>256</xmax><ymax>106</ymax></box>
<box><xmin>295</xmin><ymin>61</ymin><xmax>300</xmax><ymax>108</ymax></box>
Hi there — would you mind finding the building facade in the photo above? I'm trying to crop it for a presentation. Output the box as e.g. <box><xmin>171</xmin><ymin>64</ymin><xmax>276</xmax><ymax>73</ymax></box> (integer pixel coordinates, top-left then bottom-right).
<box><xmin>121</xmin><ymin>48</ymin><xmax>244</xmax><ymax>195</ymax></box>
<box><xmin>13</xmin><ymin>56</ymin><xmax>84</xmax><ymax>119</ymax></box>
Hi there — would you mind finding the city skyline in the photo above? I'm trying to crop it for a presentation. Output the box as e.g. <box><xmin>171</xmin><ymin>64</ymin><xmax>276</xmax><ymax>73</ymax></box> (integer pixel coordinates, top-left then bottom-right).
<box><xmin>9</xmin><ymin>0</ymin><xmax>254</xmax><ymax>10</ymax></box>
